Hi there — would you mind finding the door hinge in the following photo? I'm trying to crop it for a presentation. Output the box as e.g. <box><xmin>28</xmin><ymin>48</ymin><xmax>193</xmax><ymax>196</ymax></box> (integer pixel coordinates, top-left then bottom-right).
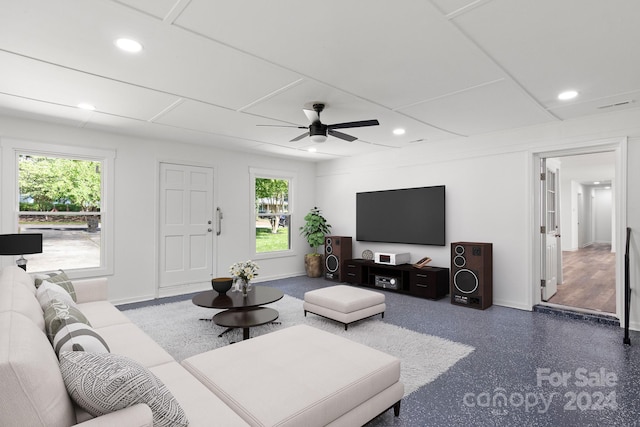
<box><xmin>540</xmin><ymin>226</ymin><xmax>546</xmax><ymax>234</ymax></box>
<box><xmin>540</xmin><ymin>172</ymin><xmax>546</xmax><ymax>181</ymax></box>
<box><xmin>541</xmin><ymin>279</ymin><xmax>546</xmax><ymax>288</ymax></box>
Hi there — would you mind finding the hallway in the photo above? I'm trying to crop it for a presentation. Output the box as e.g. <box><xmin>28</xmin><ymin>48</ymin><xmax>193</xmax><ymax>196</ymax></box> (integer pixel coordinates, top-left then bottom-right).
<box><xmin>548</xmin><ymin>243</ymin><xmax>616</xmax><ymax>313</ymax></box>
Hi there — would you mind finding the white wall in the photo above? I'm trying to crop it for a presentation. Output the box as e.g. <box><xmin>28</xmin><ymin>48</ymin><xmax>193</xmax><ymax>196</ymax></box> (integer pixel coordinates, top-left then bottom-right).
<box><xmin>317</xmin><ymin>149</ymin><xmax>530</xmax><ymax>309</ymax></box>
<box><xmin>317</xmin><ymin>108</ymin><xmax>640</xmax><ymax>328</ymax></box>
<box><xmin>594</xmin><ymin>188</ymin><xmax>613</xmax><ymax>244</ymax></box>
<box><xmin>628</xmin><ymin>137</ymin><xmax>640</xmax><ymax>330</ymax></box>
<box><xmin>0</xmin><ymin>116</ymin><xmax>317</xmax><ymax>303</ymax></box>
<box><xmin>565</xmin><ymin>180</ymin><xmax>580</xmax><ymax>251</ymax></box>
<box><xmin>2</xmin><ymin>108</ymin><xmax>640</xmax><ymax>330</ymax></box>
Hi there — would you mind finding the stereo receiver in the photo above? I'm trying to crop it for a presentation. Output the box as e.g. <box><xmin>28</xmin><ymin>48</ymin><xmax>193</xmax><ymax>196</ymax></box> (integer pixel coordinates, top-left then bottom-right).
<box><xmin>374</xmin><ymin>252</ymin><xmax>411</xmax><ymax>266</ymax></box>
<box><xmin>374</xmin><ymin>275</ymin><xmax>401</xmax><ymax>290</ymax></box>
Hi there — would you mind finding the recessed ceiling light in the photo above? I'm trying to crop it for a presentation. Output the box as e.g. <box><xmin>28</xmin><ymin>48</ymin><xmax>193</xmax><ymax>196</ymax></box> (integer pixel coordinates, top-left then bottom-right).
<box><xmin>115</xmin><ymin>38</ymin><xmax>143</xmax><ymax>53</ymax></box>
<box><xmin>594</xmin><ymin>181</ymin><xmax>600</xmax><ymax>185</ymax></box>
<box><xmin>393</xmin><ymin>128</ymin><xmax>406</xmax><ymax>135</ymax></box>
<box><xmin>307</xmin><ymin>147</ymin><xmax>317</xmax><ymax>153</ymax></box>
<box><xmin>77</xmin><ymin>103</ymin><xmax>96</xmax><ymax>111</ymax></box>
<box><xmin>558</xmin><ymin>90</ymin><xmax>578</xmax><ymax>100</ymax></box>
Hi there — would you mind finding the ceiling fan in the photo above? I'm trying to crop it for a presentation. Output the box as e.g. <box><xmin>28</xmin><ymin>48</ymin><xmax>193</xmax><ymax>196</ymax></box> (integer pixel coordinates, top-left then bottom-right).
<box><xmin>259</xmin><ymin>103</ymin><xmax>379</xmax><ymax>143</ymax></box>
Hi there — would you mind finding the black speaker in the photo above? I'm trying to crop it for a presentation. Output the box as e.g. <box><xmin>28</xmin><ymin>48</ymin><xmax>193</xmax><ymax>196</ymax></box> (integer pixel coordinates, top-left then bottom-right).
<box><xmin>324</xmin><ymin>236</ymin><xmax>352</xmax><ymax>282</ymax></box>
<box><xmin>450</xmin><ymin>242</ymin><xmax>493</xmax><ymax>310</ymax></box>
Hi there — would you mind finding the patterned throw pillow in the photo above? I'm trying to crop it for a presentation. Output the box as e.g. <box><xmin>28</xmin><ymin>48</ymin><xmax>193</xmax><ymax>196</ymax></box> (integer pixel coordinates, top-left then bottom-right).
<box><xmin>37</xmin><ymin>280</ymin><xmax>76</xmax><ymax>310</ymax></box>
<box><xmin>35</xmin><ymin>270</ymin><xmax>76</xmax><ymax>302</ymax></box>
<box><xmin>43</xmin><ymin>299</ymin><xmax>91</xmax><ymax>343</ymax></box>
<box><xmin>53</xmin><ymin>321</ymin><xmax>110</xmax><ymax>356</ymax></box>
<box><xmin>59</xmin><ymin>352</ymin><xmax>189</xmax><ymax>427</ymax></box>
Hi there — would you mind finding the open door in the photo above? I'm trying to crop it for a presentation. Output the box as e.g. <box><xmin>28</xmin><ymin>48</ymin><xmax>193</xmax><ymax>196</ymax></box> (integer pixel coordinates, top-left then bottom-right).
<box><xmin>541</xmin><ymin>158</ymin><xmax>561</xmax><ymax>301</ymax></box>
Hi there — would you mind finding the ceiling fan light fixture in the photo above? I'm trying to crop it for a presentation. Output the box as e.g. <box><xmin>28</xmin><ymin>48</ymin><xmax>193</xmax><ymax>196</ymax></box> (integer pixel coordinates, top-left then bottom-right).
<box><xmin>310</xmin><ymin>134</ymin><xmax>327</xmax><ymax>143</ymax></box>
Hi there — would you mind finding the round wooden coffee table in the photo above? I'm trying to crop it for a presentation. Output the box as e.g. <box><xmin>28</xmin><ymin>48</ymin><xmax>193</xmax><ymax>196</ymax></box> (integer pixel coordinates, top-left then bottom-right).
<box><xmin>192</xmin><ymin>286</ymin><xmax>284</xmax><ymax>340</ymax></box>
<box><xmin>213</xmin><ymin>307</ymin><xmax>279</xmax><ymax>340</ymax></box>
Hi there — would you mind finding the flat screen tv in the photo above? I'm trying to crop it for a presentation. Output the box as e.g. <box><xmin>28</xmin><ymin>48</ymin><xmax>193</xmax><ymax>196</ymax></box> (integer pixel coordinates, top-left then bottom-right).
<box><xmin>356</xmin><ymin>185</ymin><xmax>445</xmax><ymax>246</ymax></box>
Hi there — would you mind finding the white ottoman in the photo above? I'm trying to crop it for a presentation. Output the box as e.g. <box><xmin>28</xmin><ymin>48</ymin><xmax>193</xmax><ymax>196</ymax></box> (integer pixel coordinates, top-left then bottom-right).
<box><xmin>303</xmin><ymin>285</ymin><xmax>386</xmax><ymax>330</ymax></box>
<box><xmin>182</xmin><ymin>325</ymin><xmax>403</xmax><ymax>426</ymax></box>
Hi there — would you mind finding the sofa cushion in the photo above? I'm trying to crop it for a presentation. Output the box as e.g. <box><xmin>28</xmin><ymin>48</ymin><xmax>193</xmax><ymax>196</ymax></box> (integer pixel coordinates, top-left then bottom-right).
<box><xmin>43</xmin><ymin>299</ymin><xmax>91</xmax><ymax>343</ymax></box>
<box><xmin>150</xmin><ymin>362</ymin><xmax>250</xmax><ymax>426</ymax></box>
<box><xmin>78</xmin><ymin>300</ymin><xmax>133</xmax><ymax>328</ymax></box>
<box><xmin>0</xmin><ymin>311</ymin><xmax>76</xmax><ymax>427</ymax></box>
<box><xmin>37</xmin><ymin>279</ymin><xmax>77</xmax><ymax>309</ymax></box>
<box><xmin>3</xmin><ymin>265</ymin><xmax>37</xmax><ymax>295</ymax></box>
<box><xmin>94</xmin><ymin>323</ymin><xmax>175</xmax><ymax>368</ymax></box>
<box><xmin>0</xmin><ymin>270</ymin><xmax>45</xmax><ymax>331</ymax></box>
<box><xmin>59</xmin><ymin>351</ymin><xmax>189</xmax><ymax>427</ymax></box>
<box><xmin>35</xmin><ymin>270</ymin><xmax>77</xmax><ymax>302</ymax></box>
<box><xmin>53</xmin><ymin>321</ymin><xmax>110</xmax><ymax>356</ymax></box>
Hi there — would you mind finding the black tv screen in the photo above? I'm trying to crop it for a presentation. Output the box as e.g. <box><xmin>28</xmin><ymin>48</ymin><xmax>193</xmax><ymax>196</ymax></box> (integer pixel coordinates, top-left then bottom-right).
<box><xmin>356</xmin><ymin>185</ymin><xmax>445</xmax><ymax>246</ymax></box>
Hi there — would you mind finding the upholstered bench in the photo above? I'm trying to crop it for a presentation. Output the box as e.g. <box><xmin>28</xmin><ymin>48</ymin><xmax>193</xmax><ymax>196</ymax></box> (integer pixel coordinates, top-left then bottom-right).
<box><xmin>303</xmin><ymin>285</ymin><xmax>386</xmax><ymax>330</ymax></box>
<box><xmin>181</xmin><ymin>324</ymin><xmax>403</xmax><ymax>427</ymax></box>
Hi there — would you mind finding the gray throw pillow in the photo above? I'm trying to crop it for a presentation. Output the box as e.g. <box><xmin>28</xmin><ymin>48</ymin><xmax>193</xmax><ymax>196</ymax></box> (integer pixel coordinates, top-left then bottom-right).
<box><xmin>53</xmin><ymin>321</ymin><xmax>110</xmax><ymax>356</ymax></box>
<box><xmin>43</xmin><ymin>299</ymin><xmax>91</xmax><ymax>343</ymax></box>
<box><xmin>37</xmin><ymin>280</ymin><xmax>76</xmax><ymax>310</ymax></box>
<box><xmin>35</xmin><ymin>270</ymin><xmax>76</xmax><ymax>302</ymax></box>
<box><xmin>59</xmin><ymin>352</ymin><xmax>189</xmax><ymax>427</ymax></box>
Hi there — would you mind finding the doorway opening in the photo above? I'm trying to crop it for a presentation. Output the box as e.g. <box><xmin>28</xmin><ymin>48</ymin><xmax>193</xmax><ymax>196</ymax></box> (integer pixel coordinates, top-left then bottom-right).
<box><xmin>538</xmin><ymin>151</ymin><xmax>617</xmax><ymax>316</ymax></box>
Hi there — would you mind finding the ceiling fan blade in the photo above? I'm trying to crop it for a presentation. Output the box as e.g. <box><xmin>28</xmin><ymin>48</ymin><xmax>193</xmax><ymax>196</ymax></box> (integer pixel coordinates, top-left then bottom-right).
<box><xmin>257</xmin><ymin>124</ymin><xmax>307</xmax><ymax>129</ymax></box>
<box><xmin>290</xmin><ymin>132</ymin><xmax>309</xmax><ymax>142</ymax></box>
<box><xmin>328</xmin><ymin>119</ymin><xmax>379</xmax><ymax>130</ymax></box>
<box><xmin>328</xmin><ymin>129</ymin><xmax>357</xmax><ymax>142</ymax></box>
<box><xmin>303</xmin><ymin>108</ymin><xmax>320</xmax><ymax>123</ymax></box>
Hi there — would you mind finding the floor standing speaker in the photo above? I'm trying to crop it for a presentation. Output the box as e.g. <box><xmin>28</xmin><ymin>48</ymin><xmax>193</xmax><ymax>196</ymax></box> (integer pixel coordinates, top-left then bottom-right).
<box><xmin>324</xmin><ymin>236</ymin><xmax>352</xmax><ymax>282</ymax></box>
<box><xmin>450</xmin><ymin>242</ymin><xmax>493</xmax><ymax>309</ymax></box>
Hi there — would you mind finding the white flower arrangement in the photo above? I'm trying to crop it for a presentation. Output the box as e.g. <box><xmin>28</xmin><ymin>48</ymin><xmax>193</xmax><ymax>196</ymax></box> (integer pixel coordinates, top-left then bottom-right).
<box><xmin>229</xmin><ymin>260</ymin><xmax>259</xmax><ymax>283</ymax></box>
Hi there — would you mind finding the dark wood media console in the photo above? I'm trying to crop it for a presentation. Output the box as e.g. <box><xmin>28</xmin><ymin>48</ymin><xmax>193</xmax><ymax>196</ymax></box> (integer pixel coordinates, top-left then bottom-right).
<box><xmin>344</xmin><ymin>259</ymin><xmax>449</xmax><ymax>300</ymax></box>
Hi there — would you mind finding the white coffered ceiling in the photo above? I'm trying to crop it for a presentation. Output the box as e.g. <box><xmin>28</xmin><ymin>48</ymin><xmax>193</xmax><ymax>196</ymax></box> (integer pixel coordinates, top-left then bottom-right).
<box><xmin>0</xmin><ymin>0</ymin><xmax>638</xmax><ymax>161</ymax></box>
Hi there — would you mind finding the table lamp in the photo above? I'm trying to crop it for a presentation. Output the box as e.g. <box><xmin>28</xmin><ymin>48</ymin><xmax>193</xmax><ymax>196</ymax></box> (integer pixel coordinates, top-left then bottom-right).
<box><xmin>0</xmin><ymin>233</ymin><xmax>43</xmax><ymax>271</ymax></box>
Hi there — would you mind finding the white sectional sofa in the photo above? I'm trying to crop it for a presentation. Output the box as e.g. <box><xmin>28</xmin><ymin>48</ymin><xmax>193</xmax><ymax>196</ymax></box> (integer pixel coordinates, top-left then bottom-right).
<box><xmin>0</xmin><ymin>266</ymin><xmax>404</xmax><ymax>426</ymax></box>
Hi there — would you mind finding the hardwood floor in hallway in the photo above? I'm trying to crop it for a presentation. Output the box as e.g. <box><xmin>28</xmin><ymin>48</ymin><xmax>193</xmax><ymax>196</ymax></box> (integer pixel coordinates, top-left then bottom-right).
<box><xmin>548</xmin><ymin>243</ymin><xmax>616</xmax><ymax>313</ymax></box>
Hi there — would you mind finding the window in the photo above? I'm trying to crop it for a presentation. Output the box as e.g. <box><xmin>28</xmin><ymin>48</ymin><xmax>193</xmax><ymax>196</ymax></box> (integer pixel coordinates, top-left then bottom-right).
<box><xmin>250</xmin><ymin>168</ymin><xmax>294</xmax><ymax>255</ymax></box>
<box><xmin>2</xmin><ymin>139</ymin><xmax>115</xmax><ymax>277</ymax></box>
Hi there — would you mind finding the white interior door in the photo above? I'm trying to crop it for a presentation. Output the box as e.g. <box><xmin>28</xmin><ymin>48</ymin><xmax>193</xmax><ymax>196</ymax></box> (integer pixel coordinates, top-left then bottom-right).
<box><xmin>541</xmin><ymin>158</ymin><xmax>561</xmax><ymax>301</ymax></box>
<box><xmin>159</xmin><ymin>163</ymin><xmax>214</xmax><ymax>289</ymax></box>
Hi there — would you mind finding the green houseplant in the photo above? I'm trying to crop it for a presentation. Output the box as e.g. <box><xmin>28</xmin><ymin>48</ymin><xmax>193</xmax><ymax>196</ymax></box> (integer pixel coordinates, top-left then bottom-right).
<box><xmin>299</xmin><ymin>207</ymin><xmax>332</xmax><ymax>277</ymax></box>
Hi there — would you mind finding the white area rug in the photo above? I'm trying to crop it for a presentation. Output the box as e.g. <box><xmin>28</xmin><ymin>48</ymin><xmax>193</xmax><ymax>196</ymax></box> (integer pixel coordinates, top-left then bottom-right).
<box><xmin>124</xmin><ymin>294</ymin><xmax>474</xmax><ymax>396</ymax></box>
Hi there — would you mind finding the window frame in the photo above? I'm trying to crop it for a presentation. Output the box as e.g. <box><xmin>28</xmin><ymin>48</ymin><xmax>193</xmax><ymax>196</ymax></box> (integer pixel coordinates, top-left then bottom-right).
<box><xmin>2</xmin><ymin>139</ymin><xmax>115</xmax><ymax>278</ymax></box>
<box><xmin>250</xmin><ymin>167</ymin><xmax>295</xmax><ymax>259</ymax></box>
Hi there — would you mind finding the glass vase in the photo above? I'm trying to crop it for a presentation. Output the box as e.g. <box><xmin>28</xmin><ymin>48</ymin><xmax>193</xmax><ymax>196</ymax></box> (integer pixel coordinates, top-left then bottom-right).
<box><xmin>238</xmin><ymin>278</ymin><xmax>251</xmax><ymax>296</ymax></box>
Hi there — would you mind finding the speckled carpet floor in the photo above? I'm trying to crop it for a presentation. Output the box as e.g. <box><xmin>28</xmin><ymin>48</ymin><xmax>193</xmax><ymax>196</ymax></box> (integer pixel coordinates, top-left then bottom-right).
<box><xmin>120</xmin><ymin>276</ymin><xmax>640</xmax><ymax>426</ymax></box>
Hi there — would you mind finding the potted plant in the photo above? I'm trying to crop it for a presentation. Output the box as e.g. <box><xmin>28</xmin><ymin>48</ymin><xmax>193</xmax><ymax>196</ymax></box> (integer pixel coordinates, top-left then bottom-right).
<box><xmin>299</xmin><ymin>207</ymin><xmax>332</xmax><ymax>277</ymax></box>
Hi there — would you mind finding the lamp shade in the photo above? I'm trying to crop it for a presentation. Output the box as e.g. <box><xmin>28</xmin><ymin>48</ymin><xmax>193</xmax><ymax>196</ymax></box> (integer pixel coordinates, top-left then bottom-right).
<box><xmin>0</xmin><ymin>233</ymin><xmax>43</xmax><ymax>255</ymax></box>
